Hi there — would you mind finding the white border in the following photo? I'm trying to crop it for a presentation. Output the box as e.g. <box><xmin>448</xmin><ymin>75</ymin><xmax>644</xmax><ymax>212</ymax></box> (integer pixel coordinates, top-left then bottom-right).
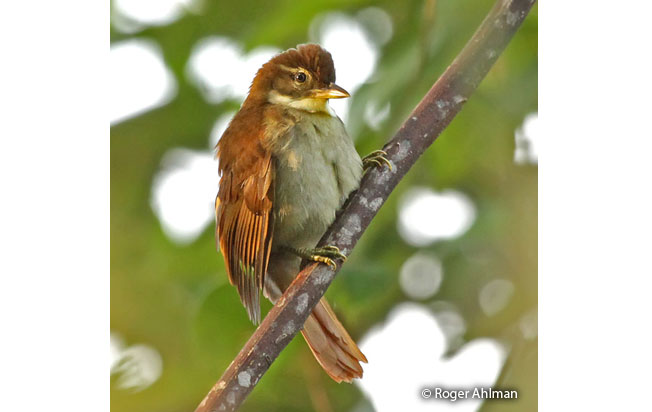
<box><xmin>0</xmin><ymin>1</ymin><xmax>109</xmax><ymax>411</ymax></box>
<box><xmin>540</xmin><ymin>1</ymin><xmax>652</xmax><ymax>409</ymax></box>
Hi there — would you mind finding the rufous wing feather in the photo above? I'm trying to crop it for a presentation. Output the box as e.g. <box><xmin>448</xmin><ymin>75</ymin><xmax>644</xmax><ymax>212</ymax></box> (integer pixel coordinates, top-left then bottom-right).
<box><xmin>215</xmin><ymin>107</ymin><xmax>274</xmax><ymax>324</ymax></box>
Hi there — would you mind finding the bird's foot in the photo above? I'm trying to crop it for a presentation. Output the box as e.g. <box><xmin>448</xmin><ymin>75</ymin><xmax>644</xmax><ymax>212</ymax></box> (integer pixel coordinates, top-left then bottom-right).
<box><xmin>290</xmin><ymin>245</ymin><xmax>347</xmax><ymax>269</ymax></box>
<box><xmin>363</xmin><ymin>150</ymin><xmax>392</xmax><ymax>172</ymax></box>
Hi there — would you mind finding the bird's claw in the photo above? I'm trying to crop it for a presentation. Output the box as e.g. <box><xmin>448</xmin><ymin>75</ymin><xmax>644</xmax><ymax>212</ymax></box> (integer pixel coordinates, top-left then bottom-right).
<box><xmin>310</xmin><ymin>255</ymin><xmax>337</xmax><ymax>269</ymax></box>
<box><xmin>363</xmin><ymin>150</ymin><xmax>392</xmax><ymax>172</ymax></box>
<box><xmin>294</xmin><ymin>245</ymin><xmax>347</xmax><ymax>268</ymax></box>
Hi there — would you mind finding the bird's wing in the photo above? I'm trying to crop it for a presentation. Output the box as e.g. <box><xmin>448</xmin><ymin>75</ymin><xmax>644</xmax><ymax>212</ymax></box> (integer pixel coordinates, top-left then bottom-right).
<box><xmin>215</xmin><ymin>114</ymin><xmax>275</xmax><ymax>324</ymax></box>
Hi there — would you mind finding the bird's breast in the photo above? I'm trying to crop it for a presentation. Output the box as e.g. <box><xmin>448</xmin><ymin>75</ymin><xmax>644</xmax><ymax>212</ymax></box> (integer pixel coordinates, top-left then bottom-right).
<box><xmin>271</xmin><ymin>113</ymin><xmax>362</xmax><ymax>249</ymax></box>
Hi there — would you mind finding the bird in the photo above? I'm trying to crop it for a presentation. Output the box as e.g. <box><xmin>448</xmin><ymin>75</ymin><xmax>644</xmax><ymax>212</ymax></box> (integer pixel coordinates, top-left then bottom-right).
<box><xmin>214</xmin><ymin>44</ymin><xmax>389</xmax><ymax>383</ymax></box>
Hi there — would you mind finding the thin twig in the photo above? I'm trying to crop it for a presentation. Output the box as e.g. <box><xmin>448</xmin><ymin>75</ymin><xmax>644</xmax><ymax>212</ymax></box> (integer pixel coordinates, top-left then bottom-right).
<box><xmin>196</xmin><ymin>0</ymin><xmax>536</xmax><ymax>410</ymax></box>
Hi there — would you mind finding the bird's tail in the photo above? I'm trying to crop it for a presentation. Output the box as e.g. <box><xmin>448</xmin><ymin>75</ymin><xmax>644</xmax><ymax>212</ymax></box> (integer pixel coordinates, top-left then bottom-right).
<box><xmin>301</xmin><ymin>298</ymin><xmax>367</xmax><ymax>383</ymax></box>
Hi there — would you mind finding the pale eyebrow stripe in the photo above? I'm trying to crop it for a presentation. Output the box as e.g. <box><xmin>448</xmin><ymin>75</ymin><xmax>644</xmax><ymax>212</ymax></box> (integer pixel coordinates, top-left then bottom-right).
<box><xmin>277</xmin><ymin>64</ymin><xmax>310</xmax><ymax>76</ymax></box>
<box><xmin>277</xmin><ymin>64</ymin><xmax>298</xmax><ymax>73</ymax></box>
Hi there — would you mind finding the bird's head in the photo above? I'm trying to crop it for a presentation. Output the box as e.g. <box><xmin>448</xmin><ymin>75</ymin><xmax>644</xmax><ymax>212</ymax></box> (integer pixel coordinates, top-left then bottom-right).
<box><xmin>249</xmin><ymin>44</ymin><xmax>349</xmax><ymax>114</ymax></box>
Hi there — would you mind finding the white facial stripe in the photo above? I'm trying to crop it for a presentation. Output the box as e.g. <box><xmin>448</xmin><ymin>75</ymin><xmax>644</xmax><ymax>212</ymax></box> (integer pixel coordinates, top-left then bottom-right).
<box><xmin>268</xmin><ymin>90</ymin><xmax>334</xmax><ymax>115</ymax></box>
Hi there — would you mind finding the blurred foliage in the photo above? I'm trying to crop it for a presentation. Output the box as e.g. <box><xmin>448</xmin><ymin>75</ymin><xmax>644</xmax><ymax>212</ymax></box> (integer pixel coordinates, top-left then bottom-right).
<box><xmin>111</xmin><ymin>0</ymin><xmax>537</xmax><ymax>411</ymax></box>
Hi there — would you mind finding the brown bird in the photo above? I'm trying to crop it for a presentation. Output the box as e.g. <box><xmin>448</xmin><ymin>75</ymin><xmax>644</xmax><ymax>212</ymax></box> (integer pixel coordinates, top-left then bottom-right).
<box><xmin>214</xmin><ymin>44</ymin><xmax>389</xmax><ymax>382</ymax></box>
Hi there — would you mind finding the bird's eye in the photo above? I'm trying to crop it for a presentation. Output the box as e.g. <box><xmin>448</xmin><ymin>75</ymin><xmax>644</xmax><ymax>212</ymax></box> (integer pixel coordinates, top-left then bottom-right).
<box><xmin>296</xmin><ymin>72</ymin><xmax>307</xmax><ymax>83</ymax></box>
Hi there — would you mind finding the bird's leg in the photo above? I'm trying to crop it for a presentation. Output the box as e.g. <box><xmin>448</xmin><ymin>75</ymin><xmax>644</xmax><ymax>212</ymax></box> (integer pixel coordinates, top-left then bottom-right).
<box><xmin>285</xmin><ymin>245</ymin><xmax>347</xmax><ymax>269</ymax></box>
<box><xmin>362</xmin><ymin>150</ymin><xmax>392</xmax><ymax>172</ymax></box>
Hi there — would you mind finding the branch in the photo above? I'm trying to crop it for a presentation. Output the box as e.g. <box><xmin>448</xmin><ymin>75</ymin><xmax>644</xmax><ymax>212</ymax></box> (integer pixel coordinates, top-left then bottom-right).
<box><xmin>196</xmin><ymin>0</ymin><xmax>535</xmax><ymax>410</ymax></box>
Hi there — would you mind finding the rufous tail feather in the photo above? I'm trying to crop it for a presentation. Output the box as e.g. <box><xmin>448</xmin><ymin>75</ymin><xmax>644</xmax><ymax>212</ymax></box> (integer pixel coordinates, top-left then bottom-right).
<box><xmin>301</xmin><ymin>298</ymin><xmax>367</xmax><ymax>383</ymax></box>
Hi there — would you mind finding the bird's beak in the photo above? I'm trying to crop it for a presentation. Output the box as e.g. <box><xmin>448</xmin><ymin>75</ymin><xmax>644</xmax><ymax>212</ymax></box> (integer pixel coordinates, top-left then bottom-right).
<box><xmin>310</xmin><ymin>83</ymin><xmax>350</xmax><ymax>99</ymax></box>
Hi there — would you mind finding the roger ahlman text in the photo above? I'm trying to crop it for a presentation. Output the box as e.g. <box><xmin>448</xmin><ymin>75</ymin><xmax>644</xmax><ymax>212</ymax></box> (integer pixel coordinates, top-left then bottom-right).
<box><xmin>472</xmin><ymin>387</ymin><xmax>518</xmax><ymax>400</ymax></box>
